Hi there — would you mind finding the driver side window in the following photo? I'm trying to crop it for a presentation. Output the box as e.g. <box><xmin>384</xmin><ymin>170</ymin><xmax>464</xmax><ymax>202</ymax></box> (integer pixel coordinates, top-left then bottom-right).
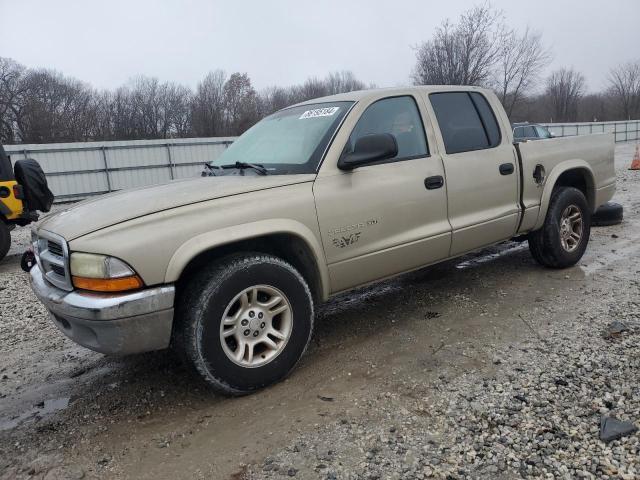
<box><xmin>348</xmin><ymin>96</ymin><xmax>429</xmax><ymax>161</ymax></box>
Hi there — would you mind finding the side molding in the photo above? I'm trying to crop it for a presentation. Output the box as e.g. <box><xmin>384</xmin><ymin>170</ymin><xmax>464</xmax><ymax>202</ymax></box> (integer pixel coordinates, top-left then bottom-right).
<box><xmin>164</xmin><ymin>219</ymin><xmax>331</xmax><ymax>300</ymax></box>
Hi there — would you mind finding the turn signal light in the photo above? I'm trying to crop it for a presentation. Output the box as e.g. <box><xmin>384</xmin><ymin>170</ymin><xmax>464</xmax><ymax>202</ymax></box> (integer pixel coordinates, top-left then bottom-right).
<box><xmin>72</xmin><ymin>275</ymin><xmax>144</xmax><ymax>292</ymax></box>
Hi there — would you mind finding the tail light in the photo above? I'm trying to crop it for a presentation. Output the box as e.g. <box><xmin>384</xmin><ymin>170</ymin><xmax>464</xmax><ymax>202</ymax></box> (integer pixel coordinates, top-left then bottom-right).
<box><xmin>13</xmin><ymin>184</ymin><xmax>25</xmax><ymax>199</ymax></box>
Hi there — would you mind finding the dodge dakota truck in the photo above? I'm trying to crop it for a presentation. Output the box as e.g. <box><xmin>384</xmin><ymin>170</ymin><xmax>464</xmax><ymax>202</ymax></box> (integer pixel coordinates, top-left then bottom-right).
<box><xmin>28</xmin><ymin>86</ymin><xmax>615</xmax><ymax>394</ymax></box>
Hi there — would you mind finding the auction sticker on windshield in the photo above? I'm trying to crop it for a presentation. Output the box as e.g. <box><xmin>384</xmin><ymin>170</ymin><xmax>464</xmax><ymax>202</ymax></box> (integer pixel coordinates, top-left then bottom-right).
<box><xmin>299</xmin><ymin>107</ymin><xmax>340</xmax><ymax>119</ymax></box>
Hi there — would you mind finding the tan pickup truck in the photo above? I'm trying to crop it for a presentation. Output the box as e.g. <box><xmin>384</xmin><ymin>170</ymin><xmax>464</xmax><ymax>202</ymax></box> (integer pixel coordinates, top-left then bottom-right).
<box><xmin>29</xmin><ymin>86</ymin><xmax>615</xmax><ymax>394</ymax></box>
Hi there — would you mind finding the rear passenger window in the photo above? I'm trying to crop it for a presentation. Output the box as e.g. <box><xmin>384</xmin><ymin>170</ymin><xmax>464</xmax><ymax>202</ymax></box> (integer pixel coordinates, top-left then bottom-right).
<box><xmin>429</xmin><ymin>92</ymin><xmax>501</xmax><ymax>154</ymax></box>
<box><xmin>470</xmin><ymin>92</ymin><xmax>501</xmax><ymax>146</ymax></box>
<box><xmin>348</xmin><ymin>96</ymin><xmax>428</xmax><ymax>161</ymax></box>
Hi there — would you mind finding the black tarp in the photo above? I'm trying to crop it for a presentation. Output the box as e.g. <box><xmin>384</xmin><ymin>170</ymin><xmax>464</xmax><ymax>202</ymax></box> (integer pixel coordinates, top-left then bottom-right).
<box><xmin>14</xmin><ymin>159</ymin><xmax>54</xmax><ymax>212</ymax></box>
<box><xmin>0</xmin><ymin>145</ymin><xmax>14</xmax><ymax>181</ymax></box>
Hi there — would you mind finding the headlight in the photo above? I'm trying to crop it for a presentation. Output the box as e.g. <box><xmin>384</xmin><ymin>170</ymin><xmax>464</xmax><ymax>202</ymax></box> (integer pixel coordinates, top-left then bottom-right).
<box><xmin>70</xmin><ymin>253</ymin><xmax>143</xmax><ymax>292</ymax></box>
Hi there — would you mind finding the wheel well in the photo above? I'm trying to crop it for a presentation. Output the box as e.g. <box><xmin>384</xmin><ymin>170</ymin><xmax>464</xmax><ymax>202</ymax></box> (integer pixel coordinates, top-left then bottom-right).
<box><xmin>176</xmin><ymin>233</ymin><xmax>323</xmax><ymax>303</ymax></box>
<box><xmin>554</xmin><ymin>168</ymin><xmax>595</xmax><ymax>211</ymax></box>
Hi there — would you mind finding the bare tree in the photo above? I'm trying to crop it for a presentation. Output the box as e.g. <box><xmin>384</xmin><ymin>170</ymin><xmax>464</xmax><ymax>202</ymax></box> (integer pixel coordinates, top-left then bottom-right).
<box><xmin>1</xmin><ymin>60</ymin><xmax>371</xmax><ymax>143</ymax></box>
<box><xmin>9</xmin><ymin>68</ymin><xmax>98</xmax><ymax>143</ymax></box>
<box><xmin>110</xmin><ymin>86</ymin><xmax>136</xmax><ymax>139</ymax></box>
<box><xmin>579</xmin><ymin>93</ymin><xmax>612</xmax><ymax>122</ymax></box>
<box><xmin>258</xmin><ymin>86</ymin><xmax>291</xmax><ymax>116</ymax></box>
<box><xmin>165</xmin><ymin>83</ymin><xmax>192</xmax><ymax>137</ymax></box>
<box><xmin>412</xmin><ymin>3</ymin><xmax>503</xmax><ymax>86</ymax></box>
<box><xmin>545</xmin><ymin>68</ymin><xmax>586</xmax><ymax>122</ymax></box>
<box><xmin>191</xmin><ymin>70</ymin><xmax>226</xmax><ymax>137</ymax></box>
<box><xmin>325</xmin><ymin>71</ymin><xmax>366</xmax><ymax>95</ymax></box>
<box><xmin>223</xmin><ymin>73</ymin><xmax>259</xmax><ymax>135</ymax></box>
<box><xmin>494</xmin><ymin>27</ymin><xmax>552</xmax><ymax>116</ymax></box>
<box><xmin>258</xmin><ymin>71</ymin><xmax>367</xmax><ymax>116</ymax></box>
<box><xmin>608</xmin><ymin>60</ymin><xmax>640</xmax><ymax>120</ymax></box>
<box><xmin>290</xmin><ymin>77</ymin><xmax>329</xmax><ymax>104</ymax></box>
<box><xmin>108</xmin><ymin>76</ymin><xmax>192</xmax><ymax>139</ymax></box>
<box><xmin>0</xmin><ymin>57</ymin><xmax>28</xmax><ymax>143</ymax></box>
<box><xmin>91</xmin><ymin>90</ymin><xmax>116</xmax><ymax>139</ymax></box>
<box><xmin>6</xmin><ymin>44</ymin><xmax>638</xmax><ymax>145</ymax></box>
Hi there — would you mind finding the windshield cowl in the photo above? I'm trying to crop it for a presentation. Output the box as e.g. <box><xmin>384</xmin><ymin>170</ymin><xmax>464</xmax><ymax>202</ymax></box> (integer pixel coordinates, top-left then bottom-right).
<box><xmin>204</xmin><ymin>161</ymin><xmax>268</xmax><ymax>176</ymax></box>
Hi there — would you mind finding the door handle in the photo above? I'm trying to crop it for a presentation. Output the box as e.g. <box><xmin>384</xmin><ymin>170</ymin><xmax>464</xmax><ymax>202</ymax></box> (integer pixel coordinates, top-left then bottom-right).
<box><xmin>499</xmin><ymin>163</ymin><xmax>514</xmax><ymax>175</ymax></box>
<box><xmin>424</xmin><ymin>175</ymin><xmax>444</xmax><ymax>190</ymax></box>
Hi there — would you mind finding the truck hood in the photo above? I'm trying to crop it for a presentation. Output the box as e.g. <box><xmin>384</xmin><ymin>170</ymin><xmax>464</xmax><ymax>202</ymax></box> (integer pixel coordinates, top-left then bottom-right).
<box><xmin>38</xmin><ymin>174</ymin><xmax>316</xmax><ymax>240</ymax></box>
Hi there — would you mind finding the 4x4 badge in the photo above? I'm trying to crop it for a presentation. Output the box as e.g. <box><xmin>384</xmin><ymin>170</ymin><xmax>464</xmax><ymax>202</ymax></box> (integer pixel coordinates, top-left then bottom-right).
<box><xmin>332</xmin><ymin>232</ymin><xmax>361</xmax><ymax>248</ymax></box>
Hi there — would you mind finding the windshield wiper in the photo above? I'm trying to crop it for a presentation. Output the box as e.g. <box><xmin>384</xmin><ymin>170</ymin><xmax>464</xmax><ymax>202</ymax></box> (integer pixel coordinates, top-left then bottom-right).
<box><xmin>204</xmin><ymin>161</ymin><xmax>269</xmax><ymax>176</ymax></box>
<box><xmin>223</xmin><ymin>161</ymin><xmax>268</xmax><ymax>175</ymax></box>
<box><xmin>203</xmin><ymin>163</ymin><xmax>221</xmax><ymax>176</ymax></box>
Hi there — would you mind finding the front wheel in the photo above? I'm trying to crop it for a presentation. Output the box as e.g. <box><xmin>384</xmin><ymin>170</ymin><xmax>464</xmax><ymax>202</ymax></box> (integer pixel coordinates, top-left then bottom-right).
<box><xmin>174</xmin><ymin>253</ymin><xmax>314</xmax><ymax>395</ymax></box>
<box><xmin>0</xmin><ymin>221</ymin><xmax>10</xmax><ymax>261</ymax></box>
<box><xmin>528</xmin><ymin>186</ymin><xmax>591</xmax><ymax>268</ymax></box>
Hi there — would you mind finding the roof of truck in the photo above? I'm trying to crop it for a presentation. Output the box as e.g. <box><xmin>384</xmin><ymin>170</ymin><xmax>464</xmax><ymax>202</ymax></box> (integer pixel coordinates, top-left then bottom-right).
<box><xmin>293</xmin><ymin>85</ymin><xmax>490</xmax><ymax>107</ymax></box>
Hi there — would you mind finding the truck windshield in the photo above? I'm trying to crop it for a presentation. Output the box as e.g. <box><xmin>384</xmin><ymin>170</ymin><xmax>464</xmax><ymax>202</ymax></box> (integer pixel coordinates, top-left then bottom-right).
<box><xmin>209</xmin><ymin>101</ymin><xmax>353</xmax><ymax>174</ymax></box>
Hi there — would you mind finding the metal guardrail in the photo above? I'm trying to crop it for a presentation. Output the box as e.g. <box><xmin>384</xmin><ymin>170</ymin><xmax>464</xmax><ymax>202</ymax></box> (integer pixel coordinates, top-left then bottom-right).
<box><xmin>4</xmin><ymin>137</ymin><xmax>235</xmax><ymax>202</ymax></box>
<box><xmin>4</xmin><ymin>120</ymin><xmax>639</xmax><ymax>202</ymax></box>
<box><xmin>542</xmin><ymin>120</ymin><xmax>640</xmax><ymax>143</ymax></box>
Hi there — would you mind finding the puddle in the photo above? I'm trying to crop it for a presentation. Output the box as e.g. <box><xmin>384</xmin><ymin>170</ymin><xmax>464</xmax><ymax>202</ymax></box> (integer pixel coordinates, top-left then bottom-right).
<box><xmin>323</xmin><ymin>281</ymin><xmax>404</xmax><ymax>315</ymax></box>
<box><xmin>455</xmin><ymin>243</ymin><xmax>526</xmax><ymax>270</ymax></box>
<box><xmin>0</xmin><ymin>397</ymin><xmax>70</xmax><ymax>431</ymax></box>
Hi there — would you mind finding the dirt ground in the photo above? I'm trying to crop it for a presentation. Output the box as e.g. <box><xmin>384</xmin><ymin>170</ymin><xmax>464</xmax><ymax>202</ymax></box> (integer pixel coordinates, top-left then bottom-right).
<box><xmin>1</xmin><ymin>143</ymin><xmax>639</xmax><ymax>479</ymax></box>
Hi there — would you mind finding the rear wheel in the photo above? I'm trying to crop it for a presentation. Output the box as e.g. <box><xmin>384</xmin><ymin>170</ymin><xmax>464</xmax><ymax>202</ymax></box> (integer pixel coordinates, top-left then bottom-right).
<box><xmin>0</xmin><ymin>221</ymin><xmax>10</xmax><ymax>261</ymax></box>
<box><xmin>528</xmin><ymin>187</ymin><xmax>591</xmax><ymax>268</ymax></box>
<box><xmin>173</xmin><ymin>253</ymin><xmax>314</xmax><ymax>395</ymax></box>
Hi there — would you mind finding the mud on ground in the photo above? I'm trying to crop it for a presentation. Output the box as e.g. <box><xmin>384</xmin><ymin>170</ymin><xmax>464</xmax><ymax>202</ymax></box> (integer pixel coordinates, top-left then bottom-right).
<box><xmin>1</xmin><ymin>144</ymin><xmax>639</xmax><ymax>479</ymax></box>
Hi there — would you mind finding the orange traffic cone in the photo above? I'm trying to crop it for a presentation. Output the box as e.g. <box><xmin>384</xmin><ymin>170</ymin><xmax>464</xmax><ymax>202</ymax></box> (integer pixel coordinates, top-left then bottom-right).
<box><xmin>631</xmin><ymin>144</ymin><xmax>640</xmax><ymax>170</ymax></box>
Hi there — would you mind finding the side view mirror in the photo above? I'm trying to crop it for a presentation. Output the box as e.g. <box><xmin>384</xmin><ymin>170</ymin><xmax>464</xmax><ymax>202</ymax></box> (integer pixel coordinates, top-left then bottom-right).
<box><xmin>338</xmin><ymin>133</ymin><xmax>398</xmax><ymax>171</ymax></box>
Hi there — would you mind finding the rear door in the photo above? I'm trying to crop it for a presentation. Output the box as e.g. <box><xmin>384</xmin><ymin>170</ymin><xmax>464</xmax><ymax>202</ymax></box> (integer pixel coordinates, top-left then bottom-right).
<box><xmin>426</xmin><ymin>91</ymin><xmax>520</xmax><ymax>255</ymax></box>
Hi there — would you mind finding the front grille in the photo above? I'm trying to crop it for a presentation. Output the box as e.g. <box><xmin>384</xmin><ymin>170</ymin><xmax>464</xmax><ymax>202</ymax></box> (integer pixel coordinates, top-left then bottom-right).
<box><xmin>50</xmin><ymin>264</ymin><xmax>65</xmax><ymax>276</ymax></box>
<box><xmin>47</xmin><ymin>240</ymin><xmax>64</xmax><ymax>258</ymax></box>
<box><xmin>34</xmin><ymin>230</ymin><xmax>73</xmax><ymax>291</ymax></box>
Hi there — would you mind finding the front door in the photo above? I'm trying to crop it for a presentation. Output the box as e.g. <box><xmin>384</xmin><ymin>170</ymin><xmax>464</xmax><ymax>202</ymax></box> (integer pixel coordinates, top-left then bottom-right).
<box><xmin>313</xmin><ymin>95</ymin><xmax>451</xmax><ymax>293</ymax></box>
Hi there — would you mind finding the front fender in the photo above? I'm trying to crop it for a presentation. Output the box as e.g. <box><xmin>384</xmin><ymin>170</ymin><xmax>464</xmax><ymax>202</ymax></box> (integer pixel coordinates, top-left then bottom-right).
<box><xmin>533</xmin><ymin>159</ymin><xmax>595</xmax><ymax>231</ymax></box>
<box><xmin>164</xmin><ymin>219</ymin><xmax>331</xmax><ymax>300</ymax></box>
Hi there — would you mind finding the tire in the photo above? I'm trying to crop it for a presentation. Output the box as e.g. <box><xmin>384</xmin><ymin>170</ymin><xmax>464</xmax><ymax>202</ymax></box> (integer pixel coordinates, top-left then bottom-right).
<box><xmin>0</xmin><ymin>221</ymin><xmax>10</xmax><ymax>261</ymax></box>
<box><xmin>592</xmin><ymin>201</ymin><xmax>623</xmax><ymax>227</ymax></box>
<box><xmin>173</xmin><ymin>253</ymin><xmax>314</xmax><ymax>395</ymax></box>
<box><xmin>528</xmin><ymin>187</ymin><xmax>591</xmax><ymax>269</ymax></box>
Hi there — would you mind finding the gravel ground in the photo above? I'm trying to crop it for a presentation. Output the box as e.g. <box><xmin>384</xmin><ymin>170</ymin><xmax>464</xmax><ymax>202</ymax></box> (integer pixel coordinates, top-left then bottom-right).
<box><xmin>250</xmin><ymin>301</ymin><xmax>640</xmax><ymax>480</ymax></box>
<box><xmin>6</xmin><ymin>204</ymin><xmax>66</xmax><ymax>258</ymax></box>
<box><xmin>0</xmin><ymin>143</ymin><xmax>638</xmax><ymax>480</ymax></box>
<box><xmin>246</xmin><ymin>144</ymin><xmax>640</xmax><ymax>480</ymax></box>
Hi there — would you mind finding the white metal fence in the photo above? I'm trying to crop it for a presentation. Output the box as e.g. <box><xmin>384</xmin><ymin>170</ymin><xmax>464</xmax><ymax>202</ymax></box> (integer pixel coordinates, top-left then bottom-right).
<box><xmin>542</xmin><ymin>120</ymin><xmax>640</xmax><ymax>143</ymax></box>
<box><xmin>4</xmin><ymin>137</ymin><xmax>235</xmax><ymax>202</ymax></box>
<box><xmin>4</xmin><ymin>119</ymin><xmax>639</xmax><ymax>202</ymax></box>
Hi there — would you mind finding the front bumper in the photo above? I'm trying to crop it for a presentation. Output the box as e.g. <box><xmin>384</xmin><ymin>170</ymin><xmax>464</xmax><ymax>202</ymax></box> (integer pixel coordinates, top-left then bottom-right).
<box><xmin>29</xmin><ymin>265</ymin><xmax>175</xmax><ymax>355</ymax></box>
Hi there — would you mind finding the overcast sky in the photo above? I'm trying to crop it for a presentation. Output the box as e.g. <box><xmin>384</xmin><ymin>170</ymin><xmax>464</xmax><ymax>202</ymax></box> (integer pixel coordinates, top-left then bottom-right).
<box><xmin>1</xmin><ymin>0</ymin><xmax>638</xmax><ymax>93</ymax></box>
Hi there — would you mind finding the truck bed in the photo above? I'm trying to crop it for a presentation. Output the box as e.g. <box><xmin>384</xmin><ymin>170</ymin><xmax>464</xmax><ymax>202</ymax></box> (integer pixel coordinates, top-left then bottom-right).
<box><xmin>516</xmin><ymin>133</ymin><xmax>616</xmax><ymax>233</ymax></box>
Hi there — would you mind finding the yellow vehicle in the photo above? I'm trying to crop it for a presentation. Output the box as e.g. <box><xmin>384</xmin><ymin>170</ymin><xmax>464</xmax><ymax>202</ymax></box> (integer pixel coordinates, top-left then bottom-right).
<box><xmin>0</xmin><ymin>144</ymin><xmax>53</xmax><ymax>260</ymax></box>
